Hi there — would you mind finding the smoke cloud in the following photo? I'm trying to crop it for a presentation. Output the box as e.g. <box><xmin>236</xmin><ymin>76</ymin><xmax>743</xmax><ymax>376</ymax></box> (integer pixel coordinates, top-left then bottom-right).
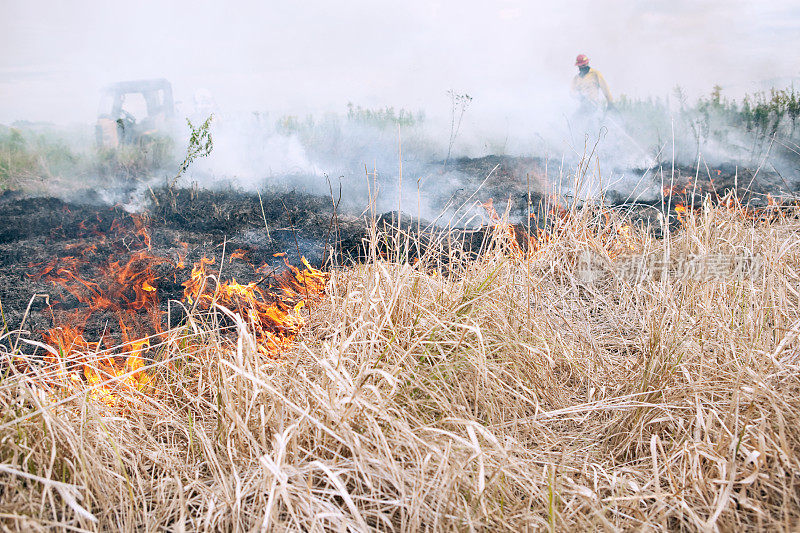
<box><xmin>2</xmin><ymin>0</ymin><xmax>799</xmax><ymax>214</ymax></box>
<box><xmin>3</xmin><ymin>1</ymin><xmax>798</xmax><ymax>123</ymax></box>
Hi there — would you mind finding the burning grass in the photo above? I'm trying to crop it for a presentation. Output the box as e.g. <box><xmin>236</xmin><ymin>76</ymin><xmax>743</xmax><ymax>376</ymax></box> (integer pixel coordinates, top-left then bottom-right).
<box><xmin>1</xmin><ymin>196</ymin><xmax>800</xmax><ymax>531</ymax></box>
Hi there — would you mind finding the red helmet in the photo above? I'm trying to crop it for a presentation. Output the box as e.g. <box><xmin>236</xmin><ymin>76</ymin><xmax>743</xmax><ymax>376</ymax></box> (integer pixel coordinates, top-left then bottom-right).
<box><xmin>575</xmin><ymin>54</ymin><xmax>590</xmax><ymax>67</ymax></box>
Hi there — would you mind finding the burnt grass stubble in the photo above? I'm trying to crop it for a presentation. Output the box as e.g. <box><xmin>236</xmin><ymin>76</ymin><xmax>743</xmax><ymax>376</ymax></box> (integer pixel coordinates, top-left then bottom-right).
<box><xmin>0</xmin><ymin>155</ymin><xmax>797</xmax><ymax>354</ymax></box>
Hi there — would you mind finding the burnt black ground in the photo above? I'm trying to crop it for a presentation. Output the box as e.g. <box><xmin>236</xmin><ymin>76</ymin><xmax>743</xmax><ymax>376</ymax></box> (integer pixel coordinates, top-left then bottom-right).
<box><xmin>447</xmin><ymin>155</ymin><xmax>800</xmax><ymax>230</ymax></box>
<box><xmin>0</xmin><ymin>186</ymin><xmax>369</xmax><ymax>344</ymax></box>
<box><xmin>1</xmin><ymin>154</ymin><xmax>798</xmax><ymax>349</ymax></box>
<box><xmin>0</xmin><ymin>184</ymin><xmax>487</xmax><ymax>346</ymax></box>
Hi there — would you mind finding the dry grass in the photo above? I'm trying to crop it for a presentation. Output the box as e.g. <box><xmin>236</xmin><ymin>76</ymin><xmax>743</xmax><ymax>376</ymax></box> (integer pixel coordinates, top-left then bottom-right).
<box><xmin>1</xmin><ymin>196</ymin><xmax>800</xmax><ymax>531</ymax></box>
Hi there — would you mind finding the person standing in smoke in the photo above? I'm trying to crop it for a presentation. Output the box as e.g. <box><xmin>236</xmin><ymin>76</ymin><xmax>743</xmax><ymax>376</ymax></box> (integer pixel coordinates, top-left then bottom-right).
<box><xmin>571</xmin><ymin>54</ymin><xmax>614</xmax><ymax>114</ymax></box>
<box><xmin>569</xmin><ymin>54</ymin><xmax>616</xmax><ymax>198</ymax></box>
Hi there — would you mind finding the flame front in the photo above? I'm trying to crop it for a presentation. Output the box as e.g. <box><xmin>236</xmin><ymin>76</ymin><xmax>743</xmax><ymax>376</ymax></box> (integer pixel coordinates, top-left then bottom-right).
<box><xmin>24</xmin><ymin>214</ymin><xmax>328</xmax><ymax>409</ymax></box>
<box><xmin>182</xmin><ymin>255</ymin><xmax>327</xmax><ymax>358</ymax></box>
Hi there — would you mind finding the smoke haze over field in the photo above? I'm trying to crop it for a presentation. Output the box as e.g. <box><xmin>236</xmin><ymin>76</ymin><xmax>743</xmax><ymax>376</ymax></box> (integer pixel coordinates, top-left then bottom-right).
<box><xmin>1</xmin><ymin>0</ymin><xmax>798</xmax><ymax>127</ymax></box>
<box><xmin>3</xmin><ymin>0</ymin><xmax>800</xmax><ymax>215</ymax></box>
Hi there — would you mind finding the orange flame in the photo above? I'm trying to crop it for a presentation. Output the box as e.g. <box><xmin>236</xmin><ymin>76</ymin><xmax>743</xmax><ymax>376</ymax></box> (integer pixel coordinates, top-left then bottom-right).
<box><xmin>183</xmin><ymin>255</ymin><xmax>327</xmax><ymax>358</ymax></box>
<box><xmin>26</xmin><ymin>214</ymin><xmax>329</xmax><ymax>409</ymax></box>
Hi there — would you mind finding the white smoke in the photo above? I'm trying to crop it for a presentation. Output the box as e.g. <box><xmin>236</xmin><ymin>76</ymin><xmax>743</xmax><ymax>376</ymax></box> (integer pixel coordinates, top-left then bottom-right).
<box><xmin>3</xmin><ymin>0</ymin><xmax>798</xmax><ymax>124</ymax></box>
<box><xmin>2</xmin><ymin>0</ymin><xmax>798</xmax><ymax>211</ymax></box>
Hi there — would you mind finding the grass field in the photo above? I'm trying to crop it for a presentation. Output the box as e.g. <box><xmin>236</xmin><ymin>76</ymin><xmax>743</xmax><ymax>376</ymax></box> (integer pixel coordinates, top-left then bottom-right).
<box><xmin>1</xmin><ymin>191</ymin><xmax>799</xmax><ymax>531</ymax></box>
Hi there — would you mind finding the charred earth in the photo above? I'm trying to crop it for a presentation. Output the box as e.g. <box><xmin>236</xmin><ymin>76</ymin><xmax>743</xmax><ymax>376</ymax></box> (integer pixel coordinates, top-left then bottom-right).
<box><xmin>1</xmin><ymin>154</ymin><xmax>798</xmax><ymax>353</ymax></box>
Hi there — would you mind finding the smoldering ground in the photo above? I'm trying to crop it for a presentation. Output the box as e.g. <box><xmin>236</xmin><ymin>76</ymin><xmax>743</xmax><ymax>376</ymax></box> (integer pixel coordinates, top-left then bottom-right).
<box><xmin>2</xmin><ymin>0</ymin><xmax>800</xmax><ymax>222</ymax></box>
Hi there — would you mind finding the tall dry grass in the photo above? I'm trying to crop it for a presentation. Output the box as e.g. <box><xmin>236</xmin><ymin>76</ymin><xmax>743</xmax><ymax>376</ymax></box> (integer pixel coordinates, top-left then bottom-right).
<box><xmin>1</xmin><ymin>196</ymin><xmax>799</xmax><ymax>531</ymax></box>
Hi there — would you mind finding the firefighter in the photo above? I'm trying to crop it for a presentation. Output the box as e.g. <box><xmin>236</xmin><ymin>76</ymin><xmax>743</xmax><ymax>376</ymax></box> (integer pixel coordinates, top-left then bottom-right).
<box><xmin>571</xmin><ymin>54</ymin><xmax>614</xmax><ymax>113</ymax></box>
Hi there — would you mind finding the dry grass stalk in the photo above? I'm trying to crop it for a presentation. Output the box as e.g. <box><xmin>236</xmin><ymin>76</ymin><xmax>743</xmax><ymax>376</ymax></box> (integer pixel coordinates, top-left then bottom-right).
<box><xmin>1</xmin><ymin>197</ymin><xmax>799</xmax><ymax>531</ymax></box>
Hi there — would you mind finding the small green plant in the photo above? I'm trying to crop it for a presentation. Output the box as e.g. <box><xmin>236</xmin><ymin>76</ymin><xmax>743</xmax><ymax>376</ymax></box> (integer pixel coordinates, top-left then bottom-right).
<box><xmin>276</xmin><ymin>114</ymin><xmax>313</xmax><ymax>136</ymax></box>
<box><xmin>94</xmin><ymin>134</ymin><xmax>175</xmax><ymax>181</ymax></box>
<box><xmin>0</xmin><ymin>127</ymin><xmax>86</xmax><ymax>190</ymax></box>
<box><xmin>0</xmin><ymin>128</ymin><xmax>35</xmax><ymax>189</ymax></box>
<box><xmin>616</xmin><ymin>83</ymin><xmax>800</xmax><ymax>166</ymax></box>
<box><xmin>170</xmin><ymin>115</ymin><xmax>213</xmax><ymax>188</ymax></box>
<box><xmin>346</xmin><ymin>103</ymin><xmax>424</xmax><ymax>129</ymax></box>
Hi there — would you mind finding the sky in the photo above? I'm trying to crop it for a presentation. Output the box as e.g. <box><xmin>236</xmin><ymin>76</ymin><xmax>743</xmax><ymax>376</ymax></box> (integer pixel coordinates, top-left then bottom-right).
<box><xmin>1</xmin><ymin>0</ymin><xmax>799</xmax><ymax>125</ymax></box>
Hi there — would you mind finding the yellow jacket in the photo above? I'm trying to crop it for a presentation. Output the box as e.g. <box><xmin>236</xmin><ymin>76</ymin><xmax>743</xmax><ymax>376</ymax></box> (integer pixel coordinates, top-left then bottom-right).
<box><xmin>571</xmin><ymin>68</ymin><xmax>613</xmax><ymax>107</ymax></box>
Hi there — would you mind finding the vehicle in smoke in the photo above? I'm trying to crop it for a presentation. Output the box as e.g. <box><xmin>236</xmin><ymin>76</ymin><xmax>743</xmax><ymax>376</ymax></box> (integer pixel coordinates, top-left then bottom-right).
<box><xmin>95</xmin><ymin>78</ymin><xmax>176</xmax><ymax>149</ymax></box>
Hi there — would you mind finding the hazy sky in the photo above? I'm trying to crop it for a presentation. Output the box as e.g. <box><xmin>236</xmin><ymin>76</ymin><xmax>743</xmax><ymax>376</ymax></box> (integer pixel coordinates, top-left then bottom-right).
<box><xmin>1</xmin><ymin>0</ymin><xmax>798</xmax><ymax>125</ymax></box>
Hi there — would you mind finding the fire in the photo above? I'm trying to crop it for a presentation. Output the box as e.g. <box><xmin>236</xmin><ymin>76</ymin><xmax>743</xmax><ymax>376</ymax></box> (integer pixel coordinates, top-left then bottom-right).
<box><xmin>617</xmin><ymin>224</ymin><xmax>636</xmax><ymax>252</ymax></box>
<box><xmin>481</xmin><ymin>199</ymin><xmax>526</xmax><ymax>256</ymax></box>
<box><xmin>23</xmin><ymin>213</ymin><xmax>329</xmax><ymax>409</ymax></box>
<box><xmin>183</xmin><ymin>256</ymin><xmax>327</xmax><ymax>358</ymax></box>
<box><xmin>663</xmin><ymin>183</ymin><xmax>688</xmax><ymax>196</ymax></box>
<box><xmin>481</xmin><ymin>198</ymin><xmax>500</xmax><ymax>223</ymax></box>
<box><xmin>480</xmin><ymin>198</ymin><xmax>564</xmax><ymax>259</ymax></box>
<box><xmin>176</xmin><ymin>241</ymin><xmax>189</xmax><ymax>269</ymax></box>
<box><xmin>674</xmin><ymin>203</ymin><xmax>687</xmax><ymax>224</ymax></box>
<box><xmin>482</xmin><ymin>197</ymin><xmax>644</xmax><ymax>261</ymax></box>
<box><xmin>183</xmin><ymin>256</ymin><xmax>216</xmax><ymax>303</ymax></box>
<box><xmin>229</xmin><ymin>248</ymin><xmax>249</xmax><ymax>263</ymax></box>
